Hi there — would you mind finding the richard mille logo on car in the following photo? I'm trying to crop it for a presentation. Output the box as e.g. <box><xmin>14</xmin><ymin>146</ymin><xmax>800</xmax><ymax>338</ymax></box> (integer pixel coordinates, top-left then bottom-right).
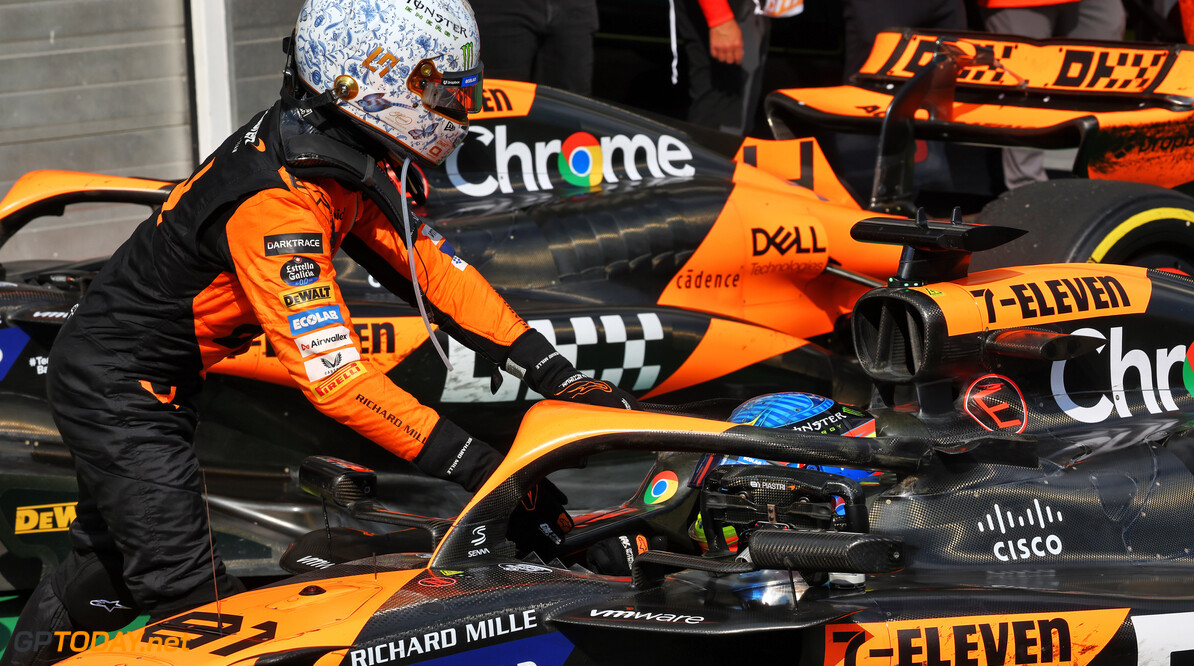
<box><xmin>978</xmin><ymin>500</ymin><xmax>1063</xmax><ymax>562</ymax></box>
<box><xmin>349</xmin><ymin>610</ymin><xmax>538</xmax><ymax>666</ymax></box>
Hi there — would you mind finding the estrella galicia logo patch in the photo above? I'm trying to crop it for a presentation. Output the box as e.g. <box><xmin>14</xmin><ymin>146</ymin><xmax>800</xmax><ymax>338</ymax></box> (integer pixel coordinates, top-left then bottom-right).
<box><xmin>288</xmin><ymin>306</ymin><xmax>344</xmax><ymax>335</ymax></box>
<box><xmin>280</xmin><ymin>283</ymin><xmax>334</xmax><ymax>310</ymax></box>
<box><xmin>264</xmin><ymin>232</ymin><xmax>323</xmax><ymax>256</ymax></box>
<box><xmin>964</xmin><ymin>374</ymin><xmax>1027</xmax><ymax>433</ymax></box>
<box><xmin>281</xmin><ymin>256</ymin><xmax>321</xmax><ymax>286</ymax></box>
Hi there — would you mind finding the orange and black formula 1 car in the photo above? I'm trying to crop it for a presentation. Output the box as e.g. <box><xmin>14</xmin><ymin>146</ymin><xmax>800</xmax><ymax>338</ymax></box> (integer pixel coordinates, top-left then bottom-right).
<box><xmin>50</xmin><ymin>214</ymin><xmax>1194</xmax><ymax>666</ymax></box>
<box><xmin>2</xmin><ymin>58</ymin><xmax>1194</xmax><ymax>593</ymax></box>
<box><xmin>771</xmin><ymin>29</ymin><xmax>1194</xmax><ymax>271</ymax></box>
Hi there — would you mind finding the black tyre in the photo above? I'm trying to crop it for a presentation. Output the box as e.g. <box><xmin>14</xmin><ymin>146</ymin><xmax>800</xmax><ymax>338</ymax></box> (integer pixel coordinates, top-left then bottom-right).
<box><xmin>968</xmin><ymin>180</ymin><xmax>1194</xmax><ymax>274</ymax></box>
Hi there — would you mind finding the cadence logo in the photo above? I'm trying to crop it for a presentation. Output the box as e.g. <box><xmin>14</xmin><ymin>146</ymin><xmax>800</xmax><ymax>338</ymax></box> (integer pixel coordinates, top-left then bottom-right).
<box><xmin>446</xmin><ymin>125</ymin><xmax>695</xmax><ymax>197</ymax></box>
<box><xmin>1052</xmin><ymin>326</ymin><xmax>1186</xmax><ymax>424</ymax></box>
<box><xmin>978</xmin><ymin>500</ymin><xmax>1064</xmax><ymax>562</ymax></box>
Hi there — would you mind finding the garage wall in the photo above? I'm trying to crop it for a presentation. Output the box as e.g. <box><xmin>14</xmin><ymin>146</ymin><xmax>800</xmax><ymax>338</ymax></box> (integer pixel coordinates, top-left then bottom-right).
<box><xmin>0</xmin><ymin>0</ymin><xmax>303</xmax><ymax>264</ymax></box>
<box><xmin>0</xmin><ymin>0</ymin><xmax>192</xmax><ymax>262</ymax></box>
<box><xmin>230</xmin><ymin>0</ymin><xmax>304</xmax><ymax>127</ymax></box>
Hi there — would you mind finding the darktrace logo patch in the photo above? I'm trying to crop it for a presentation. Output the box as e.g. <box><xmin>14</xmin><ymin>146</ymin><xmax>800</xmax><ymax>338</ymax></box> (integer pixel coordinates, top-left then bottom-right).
<box><xmin>281</xmin><ymin>256</ymin><xmax>321</xmax><ymax>286</ymax></box>
<box><xmin>264</xmin><ymin>233</ymin><xmax>324</xmax><ymax>256</ymax></box>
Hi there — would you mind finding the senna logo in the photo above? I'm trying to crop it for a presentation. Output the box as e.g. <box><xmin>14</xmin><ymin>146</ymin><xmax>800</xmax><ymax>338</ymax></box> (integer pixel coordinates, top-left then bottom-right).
<box><xmin>15</xmin><ymin>502</ymin><xmax>77</xmax><ymax>534</ymax></box>
<box><xmin>826</xmin><ymin>608</ymin><xmax>1128</xmax><ymax>666</ymax></box>
<box><xmin>280</xmin><ymin>284</ymin><xmax>334</xmax><ymax>311</ymax></box>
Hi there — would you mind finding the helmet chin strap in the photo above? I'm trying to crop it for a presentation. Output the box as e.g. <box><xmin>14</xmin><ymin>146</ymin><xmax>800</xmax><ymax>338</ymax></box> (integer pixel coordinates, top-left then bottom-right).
<box><xmin>399</xmin><ymin>155</ymin><xmax>453</xmax><ymax>372</ymax></box>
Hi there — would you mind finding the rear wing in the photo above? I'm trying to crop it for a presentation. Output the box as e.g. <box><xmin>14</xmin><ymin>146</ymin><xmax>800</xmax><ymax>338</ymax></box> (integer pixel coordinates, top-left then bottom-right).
<box><xmin>857</xmin><ymin>29</ymin><xmax>1194</xmax><ymax>108</ymax></box>
<box><xmin>766</xmin><ymin>30</ymin><xmax>1194</xmax><ymax>210</ymax></box>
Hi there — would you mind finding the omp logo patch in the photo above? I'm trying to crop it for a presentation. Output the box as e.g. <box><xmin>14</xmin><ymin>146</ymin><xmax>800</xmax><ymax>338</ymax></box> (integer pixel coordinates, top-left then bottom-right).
<box><xmin>280</xmin><ymin>283</ymin><xmax>334</xmax><ymax>310</ymax></box>
<box><xmin>14</xmin><ymin>502</ymin><xmax>76</xmax><ymax>534</ymax></box>
<box><xmin>295</xmin><ymin>325</ymin><xmax>352</xmax><ymax>358</ymax></box>
<box><xmin>288</xmin><ymin>306</ymin><xmax>344</xmax><ymax>335</ymax></box>
<box><xmin>264</xmin><ymin>232</ymin><xmax>323</xmax><ymax>256</ymax></box>
<box><xmin>313</xmin><ymin>361</ymin><xmax>367</xmax><ymax>401</ymax></box>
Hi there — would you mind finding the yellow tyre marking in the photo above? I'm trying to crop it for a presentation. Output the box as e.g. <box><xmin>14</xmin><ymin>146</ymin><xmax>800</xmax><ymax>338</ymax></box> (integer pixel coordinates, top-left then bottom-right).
<box><xmin>1089</xmin><ymin>207</ymin><xmax>1194</xmax><ymax>262</ymax></box>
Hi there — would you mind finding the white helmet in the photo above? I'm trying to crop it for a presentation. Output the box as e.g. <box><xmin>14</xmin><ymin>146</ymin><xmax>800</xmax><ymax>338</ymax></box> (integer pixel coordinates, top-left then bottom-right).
<box><xmin>293</xmin><ymin>0</ymin><xmax>484</xmax><ymax>166</ymax></box>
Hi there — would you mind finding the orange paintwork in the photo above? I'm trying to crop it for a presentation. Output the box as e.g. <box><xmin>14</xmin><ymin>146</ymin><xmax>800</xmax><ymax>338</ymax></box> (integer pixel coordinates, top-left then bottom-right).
<box><xmin>446</xmin><ymin>402</ymin><xmax>733</xmax><ymax>536</ymax></box>
<box><xmin>473</xmin><ymin>79</ymin><xmax>537</xmax><ymax>120</ymax></box>
<box><xmin>782</xmin><ymin>31</ymin><xmax>1194</xmax><ymax>188</ymax></box>
<box><xmin>657</xmin><ymin>162</ymin><xmax>901</xmax><ymax>342</ymax></box>
<box><xmin>64</xmin><ymin>571</ymin><xmax>421</xmax><ymax>665</ymax></box>
<box><xmin>912</xmin><ymin>264</ymin><xmax>1153</xmax><ymax>336</ymax></box>
<box><xmin>640</xmin><ymin>319</ymin><xmax>809</xmax><ymax>400</ymax></box>
<box><xmin>0</xmin><ymin>170</ymin><xmax>171</xmax><ymax>222</ymax></box>
<box><xmin>734</xmin><ymin>137</ymin><xmax>858</xmax><ymax>209</ymax></box>
<box><xmin>823</xmin><ymin>608</ymin><xmax>1129</xmax><ymax>666</ymax></box>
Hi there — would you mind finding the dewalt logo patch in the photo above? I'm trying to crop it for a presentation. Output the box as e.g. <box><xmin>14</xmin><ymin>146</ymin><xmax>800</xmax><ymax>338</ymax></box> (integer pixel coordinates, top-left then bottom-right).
<box><xmin>15</xmin><ymin>502</ymin><xmax>77</xmax><ymax>534</ymax></box>
<box><xmin>280</xmin><ymin>283</ymin><xmax>334</xmax><ymax>311</ymax></box>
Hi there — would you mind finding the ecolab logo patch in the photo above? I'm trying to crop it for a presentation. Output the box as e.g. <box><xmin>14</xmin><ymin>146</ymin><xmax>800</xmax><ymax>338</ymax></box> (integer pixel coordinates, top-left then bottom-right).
<box><xmin>295</xmin><ymin>325</ymin><xmax>352</xmax><ymax>358</ymax></box>
<box><xmin>288</xmin><ymin>306</ymin><xmax>344</xmax><ymax>335</ymax></box>
<box><xmin>264</xmin><ymin>232</ymin><xmax>323</xmax><ymax>256</ymax></box>
<box><xmin>304</xmin><ymin>347</ymin><xmax>361</xmax><ymax>382</ymax></box>
<box><xmin>280</xmin><ymin>283</ymin><xmax>334</xmax><ymax>311</ymax></box>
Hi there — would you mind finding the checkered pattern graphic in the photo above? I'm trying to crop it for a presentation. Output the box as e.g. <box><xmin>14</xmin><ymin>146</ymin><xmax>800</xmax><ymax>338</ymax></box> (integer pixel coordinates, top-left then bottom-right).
<box><xmin>440</xmin><ymin>313</ymin><xmax>666</xmax><ymax>403</ymax></box>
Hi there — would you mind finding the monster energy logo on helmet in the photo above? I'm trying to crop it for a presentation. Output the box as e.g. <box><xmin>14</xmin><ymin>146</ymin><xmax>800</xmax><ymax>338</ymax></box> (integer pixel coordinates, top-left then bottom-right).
<box><xmin>462</xmin><ymin>42</ymin><xmax>475</xmax><ymax>69</ymax></box>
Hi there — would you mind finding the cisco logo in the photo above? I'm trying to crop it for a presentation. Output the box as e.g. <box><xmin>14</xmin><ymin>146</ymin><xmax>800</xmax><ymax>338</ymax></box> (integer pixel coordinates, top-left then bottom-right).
<box><xmin>978</xmin><ymin>500</ymin><xmax>1064</xmax><ymax>562</ymax></box>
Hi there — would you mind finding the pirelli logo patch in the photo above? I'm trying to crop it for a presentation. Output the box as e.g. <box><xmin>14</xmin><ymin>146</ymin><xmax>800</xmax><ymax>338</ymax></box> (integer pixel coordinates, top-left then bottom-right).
<box><xmin>281</xmin><ymin>283</ymin><xmax>334</xmax><ymax>311</ymax></box>
<box><xmin>314</xmin><ymin>361</ymin><xmax>368</xmax><ymax>401</ymax></box>
<box><xmin>265</xmin><ymin>232</ymin><xmax>324</xmax><ymax>256</ymax></box>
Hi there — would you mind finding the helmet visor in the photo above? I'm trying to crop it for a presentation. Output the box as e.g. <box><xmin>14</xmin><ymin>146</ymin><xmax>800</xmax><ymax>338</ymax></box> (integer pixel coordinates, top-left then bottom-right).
<box><xmin>407</xmin><ymin>59</ymin><xmax>484</xmax><ymax>122</ymax></box>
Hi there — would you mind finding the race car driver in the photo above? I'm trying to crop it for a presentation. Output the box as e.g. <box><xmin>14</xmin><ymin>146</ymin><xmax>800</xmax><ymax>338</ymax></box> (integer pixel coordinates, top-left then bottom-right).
<box><xmin>1</xmin><ymin>1</ymin><xmax>634</xmax><ymax>665</ymax></box>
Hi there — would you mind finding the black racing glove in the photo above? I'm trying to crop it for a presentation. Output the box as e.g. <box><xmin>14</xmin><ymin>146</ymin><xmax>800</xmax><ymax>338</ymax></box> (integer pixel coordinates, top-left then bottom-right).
<box><xmin>586</xmin><ymin>533</ymin><xmax>669</xmax><ymax>575</ymax></box>
<box><xmin>413</xmin><ymin>419</ymin><xmax>504</xmax><ymax>492</ymax></box>
<box><xmin>505</xmin><ymin>329</ymin><xmax>638</xmax><ymax>410</ymax></box>
<box><xmin>507</xmin><ymin>478</ymin><xmax>573</xmax><ymax>558</ymax></box>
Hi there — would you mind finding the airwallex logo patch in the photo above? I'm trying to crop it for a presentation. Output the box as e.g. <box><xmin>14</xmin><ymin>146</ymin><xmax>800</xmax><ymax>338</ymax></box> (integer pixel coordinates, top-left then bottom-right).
<box><xmin>978</xmin><ymin>500</ymin><xmax>1064</xmax><ymax>562</ymax></box>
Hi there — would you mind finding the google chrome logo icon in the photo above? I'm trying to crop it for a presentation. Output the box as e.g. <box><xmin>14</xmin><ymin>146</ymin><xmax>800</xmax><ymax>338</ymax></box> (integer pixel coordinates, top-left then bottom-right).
<box><xmin>643</xmin><ymin>470</ymin><xmax>679</xmax><ymax>505</ymax></box>
<box><xmin>559</xmin><ymin>132</ymin><xmax>603</xmax><ymax>187</ymax></box>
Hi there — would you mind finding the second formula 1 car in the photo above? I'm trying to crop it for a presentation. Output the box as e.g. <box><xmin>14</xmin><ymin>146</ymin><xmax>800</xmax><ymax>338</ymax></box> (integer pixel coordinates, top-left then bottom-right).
<box><xmin>44</xmin><ymin>212</ymin><xmax>1194</xmax><ymax>666</ymax></box>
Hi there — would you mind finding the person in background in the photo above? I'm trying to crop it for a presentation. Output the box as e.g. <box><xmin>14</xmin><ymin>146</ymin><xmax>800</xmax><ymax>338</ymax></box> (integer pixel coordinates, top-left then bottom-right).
<box><xmin>470</xmin><ymin>0</ymin><xmax>599</xmax><ymax>95</ymax></box>
<box><xmin>841</xmin><ymin>0</ymin><xmax>969</xmax><ymax>78</ymax></box>
<box><xmin>675</xmin><ymin>0</ymin><xmax>775</xmax><ymax>135</ymax></box>
<box><xmin>977</xmin><ymin>0</ymin><xmax>1127</xmax><ymax>189</ymax></box>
